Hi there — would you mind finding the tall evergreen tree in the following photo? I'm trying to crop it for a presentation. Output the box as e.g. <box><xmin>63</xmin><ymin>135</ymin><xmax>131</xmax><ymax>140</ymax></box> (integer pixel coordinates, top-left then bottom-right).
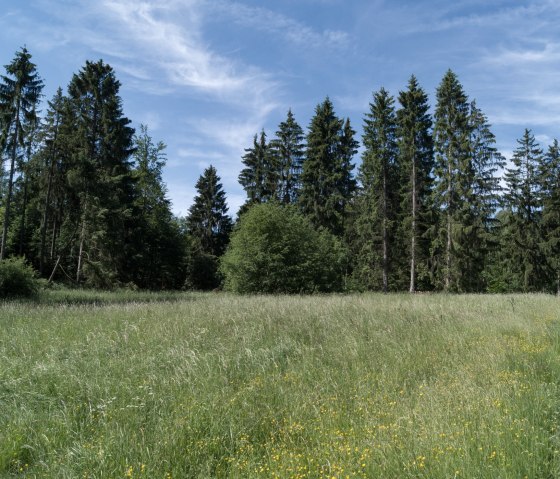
<box><xmin>186</xmin><ymin>165</ymin><xmax>232</xmax><ymax>289</ymax></box>
<box><xmin>187</xmin><ymin>165</ymin><xmax>232</xmax><ymax>257</ymax></box>
<box><xmin>354</xmin><ymin>88</ymin><xmax>398</xmax><ymax>292</ymax></box>
<box><xmin>465</xmin><ymin>101</ymin><xmax>505</xmax><ymax>291</ymax></box>
<box><xmin>66</xmin><ymin>60</ymin><xmax>135</xmax><ymax>286</ymax></box>
<box><xmin>238</xmin><ymin>130</ymin><xmax>278</xmax><ymax>211</ymax></box>
<box><xmin>35</xmin><ymin>88</ymin><xmax>66</xmax><ymax>274</ymax></box>
<box><xmin>269</xmin><ymin>109</ymin><xmax>305</xmax><ymax>204</ymax></box>
<box><xmin>432</xmin><ymin>70</ymin><xmax>471</xmax><ymax>291</ymax></box>
<box><xmin>300</xmin><ymin>97</ymin><xmax>356</xmax><ymax>236</ymax></box>
<box><xmin>396</xmin><ymin>75</ymin><xmax>433</xmax><ymax>292</ymax></box>
<box><xmin>502</xmin><ymin>129</ymin><xmax>545</xmax><ymax>292</ymax></box>
<box><xmin>0</xmin><ymin>47</ymin><xmax>43</xmax><ymax>259</ymax></box>
<box><xmin>128</xmin><ymin>125</ymin><xmax>185</xmax><ymax>289</ymax></box>
<box><xmin>540</xmin><ymin>139</ymin><xmax>560</xmax><ymax>294</ymax></box>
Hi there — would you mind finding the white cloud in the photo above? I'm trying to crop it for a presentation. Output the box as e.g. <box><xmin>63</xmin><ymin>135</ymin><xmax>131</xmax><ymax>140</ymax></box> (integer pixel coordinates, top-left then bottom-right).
<box><xmin>208</xmin><ymin>1</ymin><xmax>350</xmax><ymax>50</ymax></box>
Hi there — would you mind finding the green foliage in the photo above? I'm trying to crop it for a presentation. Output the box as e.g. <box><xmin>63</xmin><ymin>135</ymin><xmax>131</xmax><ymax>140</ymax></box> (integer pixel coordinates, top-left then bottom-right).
<box><xmin>502</xmin><ymin>129</ymin><xmax>546</xmax><ymax>292</ymax></box>
<box><xmin>239</xmin><ymin>130</ymin><xmax>278</xmax><ymax>209</ymax></box>
<box><xmin>0</xmin><ymin>47</ymin><xmax>43</xmax><ymax>259</ymax></box>
<box><xmin>0</xmin><ymin>256</ymin><xmax>39</xmax><ymax>298</ymax></box>
<box><xmin>221</xmin><ymin>203</ymin><xmax>345</xmax><ymax>293</ymax></box>
<box><xmin>396</xmin><ymin>75</ymin><xmax>434</xmax><ymax>292</ymax></box>
<box><xmin>353</xmin><ymin>87</ymin><xmax>399</xmax><ymax>292</ymax></box>
<box><xmin>269</xmin><ymin>109</ymin><xmax>306</xmax><ymax>204</ymax></box>
<box><xmin>432</xmin><ymin>70</ymin><xmax>473</xmax><ymax>291</ymax></box>
<box><xmin>299</xmin><ymin>97</ymin><xmax>357</xmax><ymax>236</ymax></box>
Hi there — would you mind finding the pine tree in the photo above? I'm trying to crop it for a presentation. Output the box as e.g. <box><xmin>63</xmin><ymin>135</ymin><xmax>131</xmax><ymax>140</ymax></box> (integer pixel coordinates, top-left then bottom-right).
<box><xmin>539</xmin><ymin>139</ymin><xmax>560</xmax><ymax>293</ymax></box>
<box><xmin>503</xmin><ymin>129</ymin><xmax>545</xmax><ymax>292</ymax></box>
<box><xmin>300</xmin><ymin>97</ymin><xmax>356</xmax><ymax>236</ymax></box>
<box><xmin>396</xmin><ymin>75</ymin><xmax>433</xmax><ymax>292</ymax></box>
<box><xmin>0</xmin><ymin>47</ymin><xmax>43</xmax><ymax>259</ymax></box>
<box><xmin>354</xmin><ymin>88</ymin><xmax>398</xmax><ymax>292</ymax></box>
<box><xmin>269</xmin><ymin>109</ymin><xmax>305</xmax><ymax>204</ymax></box>
<box><xmin>432</xmin><ymin>70</ymin><xmax>471</xmax><ymax>291</ymax></box>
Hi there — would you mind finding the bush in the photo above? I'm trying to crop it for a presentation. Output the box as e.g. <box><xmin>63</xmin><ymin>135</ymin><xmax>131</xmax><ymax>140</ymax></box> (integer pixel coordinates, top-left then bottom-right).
<box><xmin>221</xmin><ymin>203</ymin><xmax>345</xmax><ymax>293</ymax></box>
<box><xmin>0</xmin><ymin>257</ymin><xmax>40</xmax><ymax>298</ymax></box>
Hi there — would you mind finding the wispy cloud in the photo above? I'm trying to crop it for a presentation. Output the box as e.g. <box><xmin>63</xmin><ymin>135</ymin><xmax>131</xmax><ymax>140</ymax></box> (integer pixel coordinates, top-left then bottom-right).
<box><xmin>208</xmin><ymin>1</ymin><xmax>350</xmax><ymax>50</ymax></box>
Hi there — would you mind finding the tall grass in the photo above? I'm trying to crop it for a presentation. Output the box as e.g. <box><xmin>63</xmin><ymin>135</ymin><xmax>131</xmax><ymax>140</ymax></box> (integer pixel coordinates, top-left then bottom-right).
<box><xmin>1</xmin><ymin>293</ymin><xmax>559</xmax><ymax>478</ymax></box>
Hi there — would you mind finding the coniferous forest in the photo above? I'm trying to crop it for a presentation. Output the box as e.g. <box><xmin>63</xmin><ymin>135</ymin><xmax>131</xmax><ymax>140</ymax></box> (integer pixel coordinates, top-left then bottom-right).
<box><xmin>1</xmin><ymin>47</ymin><xmax>559</xmax><ymax>294</ymax></box>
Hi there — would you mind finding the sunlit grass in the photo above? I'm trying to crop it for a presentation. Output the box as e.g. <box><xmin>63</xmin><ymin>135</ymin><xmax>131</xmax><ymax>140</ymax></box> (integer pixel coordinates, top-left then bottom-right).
<box><xmin>1</xmin><ymin>292</ymin><xmax>559</xmax><ymax>478</ymax></box>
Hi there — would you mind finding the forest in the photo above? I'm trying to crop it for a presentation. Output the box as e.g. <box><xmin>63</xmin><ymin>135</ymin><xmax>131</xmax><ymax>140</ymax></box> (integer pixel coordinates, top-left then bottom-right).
<box><xmin>1</xmin><ymin>46</ymin><xmax>559</xmax><ymax>294</ymax></box>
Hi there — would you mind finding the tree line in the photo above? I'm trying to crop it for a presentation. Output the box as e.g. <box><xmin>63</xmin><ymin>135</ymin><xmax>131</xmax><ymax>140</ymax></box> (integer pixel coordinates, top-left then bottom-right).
<box><xmin>0</xmin><ymin>47</ymin><xmax>558</xmax><ymax>293</ymax></box>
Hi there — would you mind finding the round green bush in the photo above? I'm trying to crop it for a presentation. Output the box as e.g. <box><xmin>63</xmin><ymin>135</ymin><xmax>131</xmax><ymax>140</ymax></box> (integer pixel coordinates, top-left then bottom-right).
<box><xmin>0</xmin><ymin>257</ymin><xmax>39</xmax><ymax>298</ymax></box>
<box><xmin>220</xmin><ymin>203</ymin><xmax>345</xmax><ymax>293</ymax></box>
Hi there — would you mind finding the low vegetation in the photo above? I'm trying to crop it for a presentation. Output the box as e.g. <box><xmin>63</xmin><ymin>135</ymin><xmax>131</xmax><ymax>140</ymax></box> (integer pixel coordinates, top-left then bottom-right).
<box><xmin>1</xmin><ymin>292</ymin><xmax>559</xmax><ymax>478</ymax></box>
<box><xmin>0</xmin><ymin>257</ymin><xmax>39</xmax><ymax>298</ymax></box>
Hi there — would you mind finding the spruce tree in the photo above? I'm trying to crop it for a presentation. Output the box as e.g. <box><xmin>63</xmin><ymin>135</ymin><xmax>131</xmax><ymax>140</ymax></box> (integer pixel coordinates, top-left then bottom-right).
<box><xmin>66</xmin><ymin>60</ymin><xmax>135</xmax><ymax>286</ymax></box>
<box><xmin>432</xmin><ymin>70</ymin><xmax>471</xmax><ymax>291</ymax></box>
<box><xmin>187</xmin><ymin>165</ymin><xmax>232</xmax><ymax>257</ymax></box>
<box><xmin>539</xmin><ymin>139</ymin><xmax>560</xmax><ymax>293</ymax></box>
<box><xmin>186</xmin><ymin>165</ymin><xmax>232</xmax><ymax>289</ymax></box>
<box><xmin>396</xmin><ymin>75</ymin><xmax>433</xmax><ymax>292</ymax></box>
<box><xmin>36</xmin><ymin>88</ymin><xmax>66</xmax><ymax>274</ymax></box>
<box><xmin>465</xmin><ymin>101</ymin><xmax>505</xmax><ymax>291</ymax></box>
<box><xmin>269</xmin><ymin>109</ymin><xmax>305</xmax><ymax>204</ymax></box>
<box><xmin>503</xmin><ymin>129</ymin><xmax>545</xmax><ymax>292</ymax></box>
<box><xmin>355</xmin><ymin>87</ymin><xmax>398</xmax><ymax>292</ymax></box>
<box><xmin>128</xmin><ymin>125</ymin><xmax>186</xmax><ymax>289</ymax></box>
<box><xmin>300</xmin><ymin>97</ymin><xmax>356</xmax><ymax>236</ymax></box>
<box><xmin>0</xmin><ymin>47</ymin><xmax>43</xmax><ymax>259</ymax></box>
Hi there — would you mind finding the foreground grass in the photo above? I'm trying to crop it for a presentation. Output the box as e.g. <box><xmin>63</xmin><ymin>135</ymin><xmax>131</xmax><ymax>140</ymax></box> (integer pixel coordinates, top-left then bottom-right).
<box><xmin>1</xmin><ymin>293</ymin><xmax>559</xmax><ymax>478</ymax></box>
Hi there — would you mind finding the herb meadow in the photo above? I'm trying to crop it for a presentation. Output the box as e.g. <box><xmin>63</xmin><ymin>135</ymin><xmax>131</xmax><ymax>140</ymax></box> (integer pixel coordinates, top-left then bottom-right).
<box><xmin>1</xmin><ymin>292</ymin><xmax>559</xmax><ymax>478</ymax></box>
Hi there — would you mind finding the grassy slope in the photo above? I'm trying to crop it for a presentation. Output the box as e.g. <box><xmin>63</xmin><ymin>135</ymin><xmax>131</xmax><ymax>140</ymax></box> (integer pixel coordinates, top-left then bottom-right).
<box><xmin>0</xmin><ymin>292</ymin><xmax>559</xmax><ymax>478</ymax></box>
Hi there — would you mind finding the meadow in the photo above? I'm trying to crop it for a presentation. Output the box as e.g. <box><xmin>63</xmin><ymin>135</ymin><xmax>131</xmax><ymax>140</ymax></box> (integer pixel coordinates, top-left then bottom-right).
<box><xmin>1</xmin><ymin>291</ymin><xmax>559</xmax><ymax>478</ymax></box>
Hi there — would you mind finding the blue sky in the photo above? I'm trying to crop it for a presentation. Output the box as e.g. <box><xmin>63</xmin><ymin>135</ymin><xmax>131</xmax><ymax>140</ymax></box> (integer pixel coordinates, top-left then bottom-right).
<box><xmin>1</xmin><ymin>0</ymin><xmax>559</xmax><ymax>216</ymax></box>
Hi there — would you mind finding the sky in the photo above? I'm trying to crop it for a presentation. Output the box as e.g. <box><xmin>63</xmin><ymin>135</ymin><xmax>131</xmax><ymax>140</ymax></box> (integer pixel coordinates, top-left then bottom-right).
<box><xmin>1</xmin><ymin>0</ymin><xmax>559</xmax><ymax>216</ymax></box>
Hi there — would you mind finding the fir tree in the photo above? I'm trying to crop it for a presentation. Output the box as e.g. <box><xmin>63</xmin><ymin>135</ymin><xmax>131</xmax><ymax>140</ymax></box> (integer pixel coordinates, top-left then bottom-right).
<box><xmin>129</xmin><ymin>125</ymin><xmax>186</xmax><ymax>289</ymax></box>
<box><xmin>0</xmin><ymin>47</ymin><xmax>43</xmax><ymax>259</ymax></box>
<box><xmin>539</xmin><ymin>139</ymin><xmax>560</xmax><ymax>294</ymax></box>
<box><xmin>269</xmin><ymin>109</ymin><xmax>305</xmax><ymax>204</ymax></box>
<box><xmin>187</xmin><ymin>165</ymin><xmax>232</xmax><ymax>257</ymax></box>
<box><xmin>300</xmin><ymin>97</ymin><xmax>356</xmax><ymax>236</ymax></box>
<box><xmin>186</xmin><ymin>165</ymin><xmax>232</xmax><ymax>289</ymax></box>
<box><xmin>503</xmin><ymin>129</ymin><xmax>545</xmax><ymax>292</ymax></box>
<box><xmin>396</xmin><ymin>75</ymin><xmax>433</xmax><ymax>292</ymax></box>
<box><xmin>355</xmin><ymin>88</ymin><xmax>398</xmax><ymax>292</ymax></box>
<box><xmin>238</xmin><ymin>130</ymin><xmax>277</xmax><ymax>211</ymax></box>
<box><xmin>432</xmin><ymin>70</ymin><xmax>471</xmax><ymax>291</ymax></box>
<box><xmin>465</xmin><ymin>101</ymin><xmax>505</xmax><ymax>291</ymax></box>
<box><xmin>66</xmin><ymin>60</ymin><xmax>135</xmax><ymax>286</ymax></box>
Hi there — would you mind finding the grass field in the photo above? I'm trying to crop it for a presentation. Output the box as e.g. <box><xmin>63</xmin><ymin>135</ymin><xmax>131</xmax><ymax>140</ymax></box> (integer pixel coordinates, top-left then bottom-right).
<box><xmin>1</xmin><ymin>292</ymin><xmax>559</xmax><ymax>478</ymax></box>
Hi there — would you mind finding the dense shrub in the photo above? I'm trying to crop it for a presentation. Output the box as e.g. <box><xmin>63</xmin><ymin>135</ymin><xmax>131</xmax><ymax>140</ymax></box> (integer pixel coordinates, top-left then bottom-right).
<box><xmin>221</xmin><ymin>203</ymin><xmax>345</xmax><ymax>293</ymax></box>
<box><xmin>0</xmin><ymin>257</ymin><xmax>39</xmax><ymax>298</ymax></box>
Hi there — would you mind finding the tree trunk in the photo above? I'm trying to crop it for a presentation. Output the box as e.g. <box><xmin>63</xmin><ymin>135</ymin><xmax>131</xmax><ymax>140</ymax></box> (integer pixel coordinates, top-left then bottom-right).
<box><xmin>445</xmin><ymin>151</ymin><xmax>452</xmax><ymax>292</ymax></box>
<box><xmin>382</xmin><ymin>166</ymin><xmax>388</xmax><ymax>294</ymax></box>
<box><xmin>76</xmin><ymin>198</ymin><xmax>88</xmax><ymax>283</ymax></box>
<box><xmin>410</xmin><ymin>154</ymin><xmax>417</xmax><ymax>293</ymax></box>
<box><xmin>18</xmin><ymin>170</ymin><xmax>29</xmax><ymax>256</ymax></box>
<box><xmin>0</xmin><ymin>112</ymin><xmax>20</xmax><ymax>260</ymax></box>
<box><xmin>40</xmin><ymin>121</ymin><xmax>59</xmax><ymax>273</ymax></box>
